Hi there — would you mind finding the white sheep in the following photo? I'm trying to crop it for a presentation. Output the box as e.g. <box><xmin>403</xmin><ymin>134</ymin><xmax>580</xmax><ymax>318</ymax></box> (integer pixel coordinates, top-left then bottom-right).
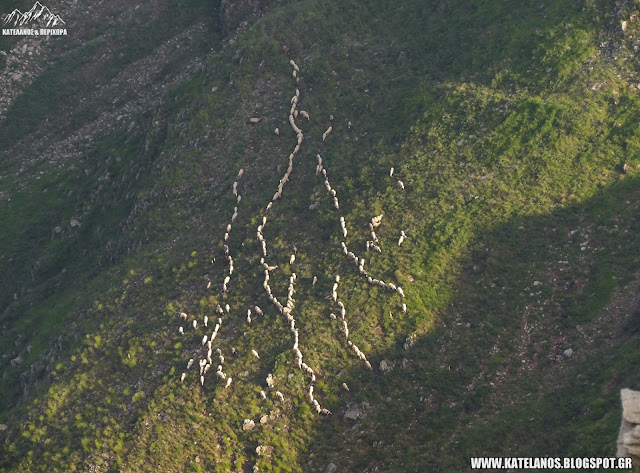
<box><xmin>402</xmin><ymin>303</ymin><xmax>407</xmax><ymax>314</ymax></box>
<box><xmin>312</xmin><ymin>276</ymin><xmax>318</xmax><ymax>287</ymax></box>
<box><xmin>397</xmin><ymin>287</ymin><xmax>405</xmax><ymax>298</ymax></box>
<box><xmin>202</xmin><ymin>335</ymin><xmax>208</xmax><ymax>345</ymax></box>
<box><xmin>179</xmin><ymin>326</ymin><xmax>184</xmax><ymax>335</ymax></box>
<box><xmin>290</xmin><ymin>254</ymin><xmax>296</xmax><ymax>265</ymax></box>
<box><xmin>225</xmin><ymin>377</ymin><xmax>233</xmax><ymax>388</ymax></box>
<box><xmin>390</xmin><ymin>167</ymin><xmax>394</xmax><ymax>177</ymax></box>
<box><xmin>251</xmin><ymin>349</ymin><xmax>260</xmax><ymax>359</ymax></box>
<box><xmin>300</xmin><ymin>110</ymin><xmax>310</xmax><ymax>120</ymax></box>
<box><xmin>289</xmin><ymin>59</ymin><xmax>299</xmax><ymax>72</ymax></box>
<box><xmin>187</xmin><ymin>358</ymin><xmax>194</xmax><ymax>370</ymax></box>
<box><xmin>322</xmin><ymin>126</ymin><xmax>333</xmax><ymax>141</ymax></box>
<box><xmin>180</xmin><ymin>312</ymin><xmax>188</xmax><ymax>320</ymax></box>
<box><xmin>192</xmin><ymin>320</ymin><xmax>198</xmax><ymax>330</ymax></box>
<box><xmin>260</xmin><ymin>390</ymin><xmax>267</xmax><ymax>400</ymax></box>
<box><xmin>181</xmin><ymin>372</ymin><xmax>186</xmax><ymax>383</ymax></box>
<box><xmin>200</xmin><ymin>375</ymin><xmax>205</xmax><ymax>386</ymax></box>
<box><xmin>275</xmin><ymin>391</ymin><xmax>285</xmax><ymax>402</ymax></box>
<box><xmin>204</xmin><ymin>315</ymin><xmax>209</xmax><ymax>327</ymax></box>
<box><xmin>342</xmin><ymin>382</ymin><xmax>350</xmax><ymax>391</ymax></box>
<box><xmin>275</xmin><ymin>127</ymin><xmax>279</xmax><ymax>136</ymax></box>
<box><xmin>397</xmin><ymin>180</ymin><xmax>405</xmax><ymax>190</ymax></box>
<box><xmin>398</xmin><ymin>230</ymin><xmax>407</xmax><ymax>246</ymax></box>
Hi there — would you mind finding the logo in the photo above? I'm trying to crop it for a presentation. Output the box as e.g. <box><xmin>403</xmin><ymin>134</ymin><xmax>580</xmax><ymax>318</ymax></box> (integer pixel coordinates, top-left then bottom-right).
<box><xmin>2</xmin><ymin>2</ymin><xmax>67</xmax><ymax>36</ymax></box>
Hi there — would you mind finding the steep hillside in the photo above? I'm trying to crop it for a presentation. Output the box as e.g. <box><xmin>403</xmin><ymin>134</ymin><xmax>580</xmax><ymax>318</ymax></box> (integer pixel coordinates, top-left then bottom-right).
<box><xmin>1</xmin><ymin>0</ymin><xmax>639</xmax><ymax>472</ymax></box>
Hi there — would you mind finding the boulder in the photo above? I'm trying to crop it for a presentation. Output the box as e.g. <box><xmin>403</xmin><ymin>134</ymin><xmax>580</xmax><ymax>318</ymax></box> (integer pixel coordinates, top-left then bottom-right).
<box><xmin>617</xmin><ymin>389</ymin><xmax>640</xmax><ymax>462</ymax></box>
<box><xmin>380</xmin><ymin>359</ymin><xmax>393</xmax><ymax>373</ymax></box>
<box><xmin>325</xmin><ymin>463</ymin><xmax>337</xmax><ymax>473</ymax></box>
<box><xmin>622</xmin><ymin>389</ymin><xmax>640</xmax><ymax>424</ymax></box>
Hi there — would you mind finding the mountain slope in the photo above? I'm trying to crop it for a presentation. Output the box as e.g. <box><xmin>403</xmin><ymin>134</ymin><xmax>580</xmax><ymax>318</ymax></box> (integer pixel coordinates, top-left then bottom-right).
<box><xmin>1</xmin><ymin>0</ymin><xmax>639</xmax><ymax>472</ymax></box>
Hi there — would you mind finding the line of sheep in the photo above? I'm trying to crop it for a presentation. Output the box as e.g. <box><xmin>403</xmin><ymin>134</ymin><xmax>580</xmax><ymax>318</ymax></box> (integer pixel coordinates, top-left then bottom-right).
<box><xmin>178</xmin><ymin>168</ymin><xmax>246</xmax><ymax>387</ymax></box>
<box><xmin>330</xmin><ymin>274</ymin><xmax>373</xmax><ymax>371</ymax></box>
<box><xmin>315</xmin><ymin>153</ymin><xmax>407</xmax><ymax>308</ymax></box>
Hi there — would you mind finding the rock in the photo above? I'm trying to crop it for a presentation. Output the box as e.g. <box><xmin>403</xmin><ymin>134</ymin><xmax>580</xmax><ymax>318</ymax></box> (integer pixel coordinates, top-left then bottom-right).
<box><xmin>309</xmin><ymin>202</ymin><xmax>320</xmax><ymax>210</ymax></box>
<box><xmin>0</xmin><ymin>424</ymin><xmax>7</xmax><ymax>431</ymax></box>
<box><xmin>618</xmin><ymin>389</ymin><xmax>640</xmax><ymax>462</ymax></box>
<box><xmin>622</xmin><ymin>389</ymin><xmax>640</xmax><ymax>424</ymax></box>
<box><xmin>54</xmin><ymin>226</ymin><xmax>62</xmax><ymax>234</ymax></box>
<box><xmin>533</xmin><ymin>281</ymin><xmax>541</xmax><ymax>286</ymax></box>
<box><xmin>344</xmin><ymin>406</ymin><xmax>364</xmax><ymax>420</ymax></box>
<box><xmin>259</xmin><ymin>415</ymin><xmax>269</xmax><ymax>425</ymax></box>
<box><xmin>249</xmin><ymin>117</ymin><xmax>261</xmax><ymax>123</ymax></box>
<box><xmin>563</xmin><ymin>348</ymin><xmax>573</xmax><ymax>357</ymax></box>
<box><xmin>10</xmin><ymin>355</ymin><xmax>22</xmax><ymax>367</ymax></box>
<box><xmin>324</xmin><ymin>463</ymin><xmax>337</xmax><ymax>473</ymax></box>
<box><xmin>70</xmin><ymin>218</ymin><xmax>80</xmax><ymax>228</ymax></box>
<box><xmin>622</xmin><ymin>20</ymin><xmax>628</xmax><ymax>31</ymax></box>
<box><xmin>242</xmin><ymin>419</ymin><xmax>255</xmax><ymax>431</ymax></box>
<box><xmin>379</xmin><ymin>359</ymin><xmax>393</xmax><ymax>373</ymax></box>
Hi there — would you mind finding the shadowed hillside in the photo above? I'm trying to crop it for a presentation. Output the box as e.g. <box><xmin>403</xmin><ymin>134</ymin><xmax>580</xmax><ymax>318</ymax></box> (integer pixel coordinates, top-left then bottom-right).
<box><xmin>1</xmin><ymin>0</ymin><xmax>639</xmax><ymax>472</ymax></box>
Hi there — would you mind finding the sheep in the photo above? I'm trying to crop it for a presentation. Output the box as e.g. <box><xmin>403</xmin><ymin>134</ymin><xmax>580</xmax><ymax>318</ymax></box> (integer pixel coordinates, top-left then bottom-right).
<box><xmin>300</xmin><ymin>110</ymin><xmax>310</xmax><ymax>120</ymax></box>
<box><xmin>330</xmin><ymin>313</ymin><xmax>337</xmax><ymax>320</ymax></box>
<box><xmin>187</xmin><ymin>358</ymin><xmax>195</xmax><ymax>370</ymax></box>
<box><xmin>237</xmin><ymin>195</ymin><xmax>242</xmax><ymax>203</ymax></box>
<box><xmin>204</xmin><ymin>315</ymin><xmax>209</xmax><ymax>327</ymax></box>
<box><xmin>397</xmin><ymin>287</ymin><xmax>405</xmax><ymax>298</ymax></box>
<box><xmin>207</xmin><ymin>281</ymin><xmax>211</xmax><ymax>289</ymax></box>
<box><xmin>275</xmin><ymin>391</ymin><xmax>285</xmax><ymax>402</ymax></box>
<box><xmin>224</xmin><ymin>232</ymin><xmax>229</xmax><ymax>241</ymax></box>
<box><xmin>249</xmin><ymin>117</ymin><xmax>261</xmax><ymax>124</ymax></box>
<box><xmin>179</xmin><ymin>326</ymin><xmax>184</xmax><ymax>335</ymax></box>
<box><xmin>401</xmin><ymin>303</ymin><xmax>407</xmax><ymax>314</ymax></box>
<box><xmin>342</xmin><ymin>382</ymin><xmax>350</xmax><ymax>391</ymax></box>
<box><xmin>200</xmin><ymin>375</ymin><xmax>205</xmax><ymax>386</ymax></box>
<box><xmin>251</xmin><ymin>349</ymin><xmax>260</xmax><ymax>359</ymax></box>
<box><xmin>322</xmin><ymin>126</ymin><xmax>333</xmax><ymax>142</ymax></box>
<box><xmin>371</xmin><ymin>214</ymin><xmax>383</xmax><ymax>228</ymax></box>
<box><xmin>312</xmin><ymin>276</ymin><xmax>318</xmax><ymax>287</ymax></box>
<box><xmin>364</xmin><ymin>360</ymin><xmax>373</xmax><ymax>370</ymax></box>
<box><xmin>237</xmin><ymin>168</ymin><xmax>244</xmax><ymax>178</ymax></box>
<box><xmin>225</xmin><ymin>304</ymin><xmax>230</xmax><ymax>313</ymax></box>
<box><xmin>333</xmin><ymin>198</ymin><xmax>340</xmax><ymax>210</ymax></box>
<box><xmin>260</xmin><ymin>390</ymin><xmax>267</xmax><ymax>400</ymax></box>
<box><xmin>275</xmin><ymin>127</ymin><xmax>279</xmax><ymax>136</ymax></box>
<box><xmin>192</xmin><ymin>320</ymin><xmax>198</xmax><ymax>330</ymax></box>
<box><xmin>289</xmin><ymin>254</ymin><xmax>296</xmax><ymax>265</ymax></box>
<box><xmin>202</xmin><ymin>335</ymin><xmax>208</xmax><ymax>345</ymax></box>
<box><xmin>225</xmin><ymin>377</ymin><xmax>233</xmax><ymax>389</ymax></box>
<box><xmin>398</xmin><ymin>230</ymin><xmax>407</xmax><ymax>246</ymax></box>
<box><xmin>341</xmin><ymin>320</ymin><xmax>349</xmax><ymax>338</ymax></box>
<box><xmin>232</xmin><ymin>183</ymin><xmax>238</xmax><ymax>197</ymax></box>
<box><xmin>180</xmin><ymin>312</ymin><xmax>188</xmax><ymax>320</ymax></box>
<box><xmin>181</xmin><ymin>372</ymin><xmax>186</xmax><ymax>382</ymax></box>
<box><xmin>390</xmin><ymin>167</ymin><xmax>394</xmax><ymax>177</ymax></box>
<box><xmin>289</xmin><ymin>59</ymin><xmax>299</xmax><ymax>72</ymax></box>
<box><xmin>320</xmin><ymin>408</ymin><xmax>332</xmax><ymax>416</ymax></box>
<box><xmin>397</xmin><ymin>180</ymin><xmax>405</xmax><ymax>190</ymax></box>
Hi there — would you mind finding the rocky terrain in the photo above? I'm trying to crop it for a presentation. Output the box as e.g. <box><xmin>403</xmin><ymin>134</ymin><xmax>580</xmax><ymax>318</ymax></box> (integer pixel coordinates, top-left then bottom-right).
<box><xmin>0</xmin><ymin>0</ymin><xmax>639</xmax><ymax>472</ymax></box>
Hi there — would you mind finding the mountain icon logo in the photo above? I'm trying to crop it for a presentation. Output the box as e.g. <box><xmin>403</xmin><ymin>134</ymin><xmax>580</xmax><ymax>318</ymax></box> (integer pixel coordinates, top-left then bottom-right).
<box><xmin>3</xmin><ymin>1</ymin><xmax>65</xmax><ymax>27</ymax></box>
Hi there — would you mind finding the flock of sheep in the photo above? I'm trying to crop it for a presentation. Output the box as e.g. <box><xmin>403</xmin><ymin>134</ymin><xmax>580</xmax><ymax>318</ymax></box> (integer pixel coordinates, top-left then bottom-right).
<box><xmin>173</xmin><ymin>52</ymin><xmax>409</xmax><ymax>469</ymax></box>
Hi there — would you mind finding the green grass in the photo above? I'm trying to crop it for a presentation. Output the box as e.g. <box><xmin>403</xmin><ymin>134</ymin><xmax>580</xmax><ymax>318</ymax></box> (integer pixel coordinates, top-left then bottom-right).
<box><xmin>1</xmin><ymin>0</ymin><xmax>640</xmax><ymax>471</ymax></box>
